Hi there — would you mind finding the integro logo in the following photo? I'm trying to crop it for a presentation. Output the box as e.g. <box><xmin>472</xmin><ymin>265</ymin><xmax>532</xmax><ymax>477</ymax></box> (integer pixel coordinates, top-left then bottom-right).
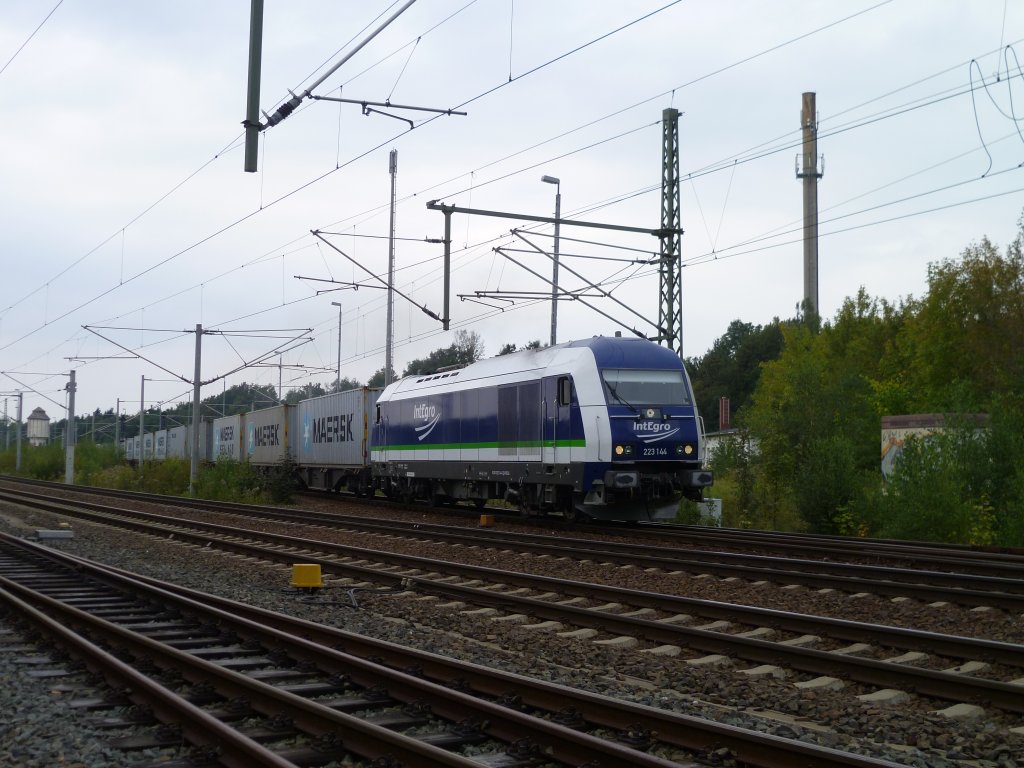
<box><xmin>413</xmin><ymin>402</ymin><xmax>441</xmax><ymax>440</ymax></box>
<box><xmin>635</xmin><ymin>421</ymin><xmax>680</xmax><ymax>444</ymax></box>
<box><xmin>413</xmin><ymin>403</ymin><xmax>436</xmax><ymax>421</ymax></box>
<box><xmin>635</xmin><ymin>421</ymin><xmax>671</xmax><ymax>433</ymax></box>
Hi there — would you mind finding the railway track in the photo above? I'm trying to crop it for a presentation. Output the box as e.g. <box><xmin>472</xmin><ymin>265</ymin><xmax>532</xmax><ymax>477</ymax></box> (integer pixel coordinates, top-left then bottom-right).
<box><xmin>3</xmin><ymin>485</ymin><xmax>1023</xmax><ymax>718</ymax></box>
<box><xmin>2</xmin><ymin>482</ymin><xmax>1023</xmax><ymax>609</ymax></box>
<box><xmin>0</xmin><ymin>531</ymin><xmax>905</xmax><ymax>768</ymax></box>
<box><xmin>4</xmin><ymin>476</ymin><xmax>1021</xmax><ymax>578</ymax></box>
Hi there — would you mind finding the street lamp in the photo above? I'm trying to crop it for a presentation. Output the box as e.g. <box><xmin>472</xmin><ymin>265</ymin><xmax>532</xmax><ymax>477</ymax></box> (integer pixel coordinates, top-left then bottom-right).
<box><xmin>541</xmin><ymin>174</ymin><xmax>561</xmax><ymax>347</ymax></box>
<box><xmin>331</xmin><ymin>301</ymin><xmax>343</xmax><ymax>389</ymax></box>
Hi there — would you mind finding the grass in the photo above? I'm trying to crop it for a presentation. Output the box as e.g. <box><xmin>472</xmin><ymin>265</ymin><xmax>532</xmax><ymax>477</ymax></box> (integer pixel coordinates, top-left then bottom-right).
<box><xmin>0</xmin><ymin>442</ymin><xmax>296</xmax><ymax>504</ymax></box>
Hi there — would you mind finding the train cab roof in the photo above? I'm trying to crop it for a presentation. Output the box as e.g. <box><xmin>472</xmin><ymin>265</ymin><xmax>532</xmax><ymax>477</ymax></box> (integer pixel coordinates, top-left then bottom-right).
<box><xmin>379</xmin><ymin>336</ymin><xmax>684</xmax><ymax>400</ymax></box>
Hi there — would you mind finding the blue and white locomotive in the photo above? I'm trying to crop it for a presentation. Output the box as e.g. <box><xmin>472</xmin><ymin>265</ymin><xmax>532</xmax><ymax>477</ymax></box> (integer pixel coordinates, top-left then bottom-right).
<box><xmin>370</xmin><ymin>335</ymin><xmax>712</xmax><ymax>521</ymax></box>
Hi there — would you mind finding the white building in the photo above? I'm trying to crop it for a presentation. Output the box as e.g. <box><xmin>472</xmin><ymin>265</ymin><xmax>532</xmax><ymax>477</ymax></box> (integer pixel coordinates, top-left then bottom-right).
<box><xmin>26</xmin><ymin>407</ymin><xmax>50</xmax><ymax>447</ymax></box>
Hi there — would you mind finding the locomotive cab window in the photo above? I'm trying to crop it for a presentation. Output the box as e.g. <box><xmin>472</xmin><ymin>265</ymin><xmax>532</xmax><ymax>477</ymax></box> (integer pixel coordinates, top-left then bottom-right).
<box><xmin>601</xmin><ymin>369</ymin><xmax>691</xmax><ymax>406</ymax></box>
<box><xmin>557</xmin><ymin>376</ymin><xmax>572</xmax><ymax>406</ymax></box>
<box><xmin>375</xmin><ymin>404</ymin><xmax>381</xmax><ymax>424</ymax></box>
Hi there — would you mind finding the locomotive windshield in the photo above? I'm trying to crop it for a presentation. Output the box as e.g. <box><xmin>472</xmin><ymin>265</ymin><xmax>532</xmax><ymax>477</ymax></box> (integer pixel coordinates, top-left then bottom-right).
<box><xmin>601</xmin><ymin>368</ymin><xmax>692</xmax><ymax>406</ymax></box>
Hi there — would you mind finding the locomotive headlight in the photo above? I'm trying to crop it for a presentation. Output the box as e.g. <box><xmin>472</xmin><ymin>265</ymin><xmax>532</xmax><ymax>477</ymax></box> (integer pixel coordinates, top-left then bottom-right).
<box><xmin>615</xmin><ymin>445</ymin><xmax>624</xmax><ymax>456</ymax></box>
<box><xmin>683</xmin><ymin>444</ymin><xmax>694</xmax><ymax>455</ymax></box>
<box><xmin>614</xmin><ymin>444</ymin><xmax>634</xmax><ymax>457</ymax></box>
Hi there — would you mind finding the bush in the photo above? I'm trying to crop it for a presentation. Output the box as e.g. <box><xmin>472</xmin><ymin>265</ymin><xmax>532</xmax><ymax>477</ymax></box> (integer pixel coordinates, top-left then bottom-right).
<box><xmin>19</xmin><ymin>443</ymin><xmax>64</xmax><ymax>480</ymax></box>
<box><xmin>872</xmin><ymin>430</ymin><xmax>989</xmax><ymax>544</ymax></box>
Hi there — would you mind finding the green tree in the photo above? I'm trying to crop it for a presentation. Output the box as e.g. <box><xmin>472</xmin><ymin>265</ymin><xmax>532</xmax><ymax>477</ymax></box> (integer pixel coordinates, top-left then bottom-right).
<box><xmin>743</xmin><ymin>293</ymin><xmax>902</xmax><ymax>533</ymax></box>
<box><xmin>367</xmin><ymin>365</ymin><xmax>398</xmax><ymax>388</ymax></box>
<box><xmin>898</xmin><ymin>233</ymin><xmax>1024</xmax><ymax>410</ymax></box>
<box><xmin>686</xmin><ymin>319</ymin><xmax>784</xmax><ymax>430</ymax></box>
<box><xmin>871</xmin><ymin>426</ymin><xmax>991</xmax><ymax>543</ymax></box>
<box><xmin>285</xmin><ymin>383</ymin><xmax>328</xmax><ymax>404</ymax></box>
<box><xmin>329</xmin><ymin>377</ymin><xmax>362</xmax><ymax>393</ymax></box>
<box><xmin>497</xmin><ymin>339</ymin><xmax>545</xmax><ymax>356</ymax></box>
<box><xmin>402</xmin><ymin>330</ymin><xmax>484</xmax><ymax>376</ymax></box>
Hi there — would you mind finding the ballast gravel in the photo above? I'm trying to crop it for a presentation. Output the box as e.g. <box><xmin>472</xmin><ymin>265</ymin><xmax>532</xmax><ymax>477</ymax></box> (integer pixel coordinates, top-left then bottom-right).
<box><xmin>0</xmin><ymin>494</ymin><xmax>1022</xmax><ymax>768</ymax></box>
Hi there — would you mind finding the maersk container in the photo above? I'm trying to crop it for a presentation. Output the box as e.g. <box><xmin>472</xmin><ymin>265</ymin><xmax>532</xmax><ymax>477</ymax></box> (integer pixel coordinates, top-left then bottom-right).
<box><xmin>212</xmin><ymin>415</ymin><xmax>242</xmax><ymax>461</ymax></box>
<box><xmin>294</xmin><ymin>387</ymin><xmax>379</xmax><ymax>491</ymax></box>
<box><xmin>154</xmin><ymin>429</ymin><xmax>168</xmax><ymax>460</ymax></box>
<box><xmin>244</xmin><ymin>404</ymin><xmax>294</xmax><ymax>465</ymax></box>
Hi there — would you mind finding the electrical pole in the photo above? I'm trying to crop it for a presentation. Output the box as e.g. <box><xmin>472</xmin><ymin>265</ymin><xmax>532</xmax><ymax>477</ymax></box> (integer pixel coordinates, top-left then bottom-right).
<box><xmin>659</xmin><ymin>107</ymin><xmax>683</xmax><ymax>357</ymax></box>
<box><xmin>3</xmin><ymin>398</ymin><xmax>7</xmax><ymax>450</ymax></box>
<box><xmin>331</xmin><ymin>301</ymin><xmax>343</xmax><ymax>388</ymax></box>
<box><xmin>115</xmin><ymin>397</ymin><xmax>121</xmax><ymax>450</ymax></box>
<box><xmin>65</xmin><ymin>370</ymin><xmax>76</xmax><ymax>484</ymax></box>
<box><xmin>541</xmin><ymin>175</ymin><xmax>561</xmax><ymax>347</ymax></box>
<box><xmin>796</xmin><ymin>91</ymin><xmax>823</xmax><ymax>317</ymax></box>
<box><xmin>190</xmin><ymin>324</ymin><xmax>202</xmax><ymax>495</ymax></box>
<box><xmin>385</xmin><ymin>149</ymin><xmax>397</xmax><ymax>387</ymax></box>
<box><xmin>15</xmin><ymin>393</ymin><xmax>22</xmax><ymax>472</ymax></box>
<box><xmin>243</xmin><ymin>0</ymin><xmax>264</xmax><ymax>172</ymax></box>
<box><xmin>139</xmin><ymin>375</ymin><xmax>145</xmax><ymax>462</ymax></box>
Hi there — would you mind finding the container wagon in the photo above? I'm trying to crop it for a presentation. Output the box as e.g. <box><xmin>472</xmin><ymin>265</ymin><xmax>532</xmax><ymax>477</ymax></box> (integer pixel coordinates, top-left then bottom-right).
<box><xmin>294</xmin><ymin>387</ymin><xmax>380</xmax><ymax>493</ymax></box>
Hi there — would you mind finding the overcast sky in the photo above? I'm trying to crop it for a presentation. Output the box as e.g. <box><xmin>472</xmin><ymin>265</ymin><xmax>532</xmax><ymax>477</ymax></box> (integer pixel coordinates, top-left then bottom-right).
<box><xmin>2</xmin><ymin>0</ymin><xmax>1023</xmax><ymax>425</ymax></box>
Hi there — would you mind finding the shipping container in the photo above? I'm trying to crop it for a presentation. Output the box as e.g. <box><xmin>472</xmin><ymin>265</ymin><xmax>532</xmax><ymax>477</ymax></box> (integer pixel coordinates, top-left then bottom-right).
<box><xmin>169</xmin><ymin>422</ymin><xmax>213</xmax><ymax>462</ymax></box>
<box><xmin>154</xmin><ymin>429</ymin><xmax>168</xmax><ymax>460</ymax></box>
<box><xmin>124</xmin><ymin>437</ymin><xmax>134</xmax><ymax>461</ymax></box>
<box><xmin>166</xmin><ymin>426</ymin><xmax>188</xmax><ymax>459</ymax></box>
<box><xmin>212</xmin><ymin>415</ymin><xmax>242</xmax><ymax>461</ymax></box>
<box><xmin>142</xmin><ymin>432</ymin><xmax>154</xmax><ymax>460</ymax></box>
<box><xmin>193</xmin><ymin>420</ymin><xmax>212</xmax><ymax>462</ymax></box>
<box><xmin>294</xmin><ymin>387</ymin><xmax>379</xmax><ymax>491</ymax></box>
<box><xmin>244</xmin><ymin>404</ymin><xmax>294</xmax><ymax>464</ymax></box>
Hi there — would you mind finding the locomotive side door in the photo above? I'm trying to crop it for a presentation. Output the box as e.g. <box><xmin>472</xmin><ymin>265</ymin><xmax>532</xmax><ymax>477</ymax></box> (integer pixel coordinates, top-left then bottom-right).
<box><xmin>542</xmin><ymin>376</ymin><xmax>557</xmax><ymax>466</ymax></box>
<box><xmin>543</xmin><ymin>375</ymin><xmax>572</xmax><ymax>466</ymax></box>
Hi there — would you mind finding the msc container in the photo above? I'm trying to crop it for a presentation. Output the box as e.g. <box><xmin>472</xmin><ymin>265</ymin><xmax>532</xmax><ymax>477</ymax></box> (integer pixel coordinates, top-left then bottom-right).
<box><xmin>166</xmin><ymin>426</ymin><xmax>187</xmax><ymax>459</ymax></box>
<box><xmin>244</xmin><ymin>404</ymin><xmax>294</xmax><ymax>465</ymax></box>
<box><xmin>154</xmin><ymin>429</ymin><xmax>168</xmax><ymax>460</ymax></box>
<box><xmin>294</xmin><ymin>387</ymin><xmax>379</xmax><ymax>491</ymax></box>
<box><xmin>212</xmin><ymin>415</ymin><xmax>242</xmax><ymax>461</ymax></box>
<box><xmin>193</xmin><ymin>420</ymin><xmax>213</xmax><ymax>462</ymax></box>
<box><xmin>169</xmin><ymin>422</ymin><xmax>213</xmax><ymax>461</ymax></box>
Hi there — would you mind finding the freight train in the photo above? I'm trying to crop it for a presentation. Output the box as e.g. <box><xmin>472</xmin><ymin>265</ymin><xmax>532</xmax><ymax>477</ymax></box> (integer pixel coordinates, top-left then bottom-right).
<box><xmin>122</xmin><ymin>336</ymin><xmax>712</xmax><ymax>521</ymax></box>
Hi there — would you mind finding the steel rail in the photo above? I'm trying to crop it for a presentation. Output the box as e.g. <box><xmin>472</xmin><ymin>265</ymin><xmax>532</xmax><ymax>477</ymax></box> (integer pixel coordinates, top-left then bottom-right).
<box><xmin>5</xmin><ymin>474</ymin><xmax>1022</xmax><ymax>575</ymax></box>
<box><xmin>5</xmin><ymin>486</ymin><xmax>1024</xmax><ymax>616</ymax></box>
<box><xmin>0</xmin><ymin>575</ymin><xmax>507</xmax><ymax>767</ymax></box>
<box><xmin>2</xmin><ymin>532</ymin><xmax>903</xmax><ymax>768</ymax></box>
<box><xmin>3</xmin><ymin>483</ymin><xmax>1023</xmax><ymax>604</ymax></box>
<box><xmin>115</xmin><ymin>492</ymin><xmax>1024</xmax><ymax>594</ymax></box>
<box><xmin>3</xmin><ymin>492</ymin><xmax>1023</xmax><ymax>713</ymax></box>
<box><xmin>0</xmin><ymin>588</ymin><xmax>311</xmax><ymax>768</ymax></box>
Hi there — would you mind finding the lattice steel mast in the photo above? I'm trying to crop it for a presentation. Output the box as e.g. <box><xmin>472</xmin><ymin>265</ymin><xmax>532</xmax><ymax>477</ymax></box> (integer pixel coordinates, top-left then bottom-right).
<box><xmin>659</xmin><ymin>108</ymin><xmax>683</xmax><ymax>357</ymax></box>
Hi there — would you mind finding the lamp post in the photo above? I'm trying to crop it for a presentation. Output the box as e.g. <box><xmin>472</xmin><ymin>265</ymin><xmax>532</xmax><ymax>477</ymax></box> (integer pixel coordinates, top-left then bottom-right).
<box><xmin>541</xmin><ymin>174</ymin><xmax>561</xmax><ymax>347</ymax></box>
<box><xmin>331</xmin><ymin>301</ymin><xmax>343</xmax><ymax>390</ymax></box>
